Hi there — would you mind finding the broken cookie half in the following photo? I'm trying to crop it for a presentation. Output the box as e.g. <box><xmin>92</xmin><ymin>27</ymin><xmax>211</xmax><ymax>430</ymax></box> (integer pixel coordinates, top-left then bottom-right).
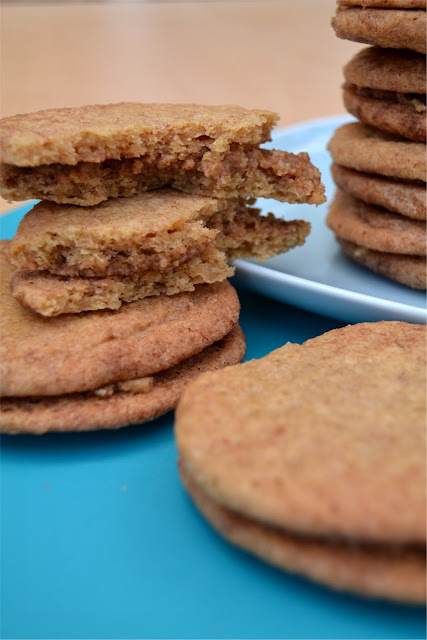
<box><xmin>0</xmin><ymin>103</ymin><xmax>326</xmax><ymax>207</ymax></box>
<box><xmin>10</xmin><ymin>188</ymin><xmax>310</xmax><ymax>316</ymax></box>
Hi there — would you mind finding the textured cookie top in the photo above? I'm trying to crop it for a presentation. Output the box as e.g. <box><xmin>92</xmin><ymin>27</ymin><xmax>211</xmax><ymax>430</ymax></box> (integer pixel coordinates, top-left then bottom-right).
<box><xmin>176</xmin><ymin>321</ymin><xmax>426</xmax><ymax>544</ymax></box>
<box><xmin>337</xmin><ymin>238</ymin><xmax>427</xmax><ymax>290</ymax></box>
<box><xmin>344</xmin><ymin>47</ymin><xmax>426</xmax><ymax>93</ymax></box>
<box><xmin>342</xmin><ymin>83</ymin><xmax>426</xmax><ymax>143</ymax></box>
<box><xmin>332</xmin><ymin>7</ymin><xmax>427</xmax><ymax>53</ymax></box>
<box><xmin>10</xmin><ymin>189</ymin><xmax>225</xmax><ymax>275</ymax></box>
<box><xmin>328</xmin><ymin>122</ymin><xmax>426</xmax><ymax>181</ymax></box>
<box><xmin>0</xmin><ymin>241</ymin><xmax>240</xmax><ymax>397</ymax></box>
<box><xmin>0</xmin><ymin>103</ymin><xmax>278</xmax><ymax>167</ymax></box>
<box><xmin>14</xmin><ymin>188</ymin><xmax>223</xmax><ymax>235</ymax></box>
<box><xmin>326</xmin><ymin>189</ymin><xmax>426</xmax><ymax>255</ymax></box>
<box><xmin>331</xmin><ymin>163</ymin><xmax>426</xmax><ymax>220</ymax></box>
<box><xmin>1</xmin><ymin>326</ymin><xmax>246</xmax><ymax>435</ymax></box>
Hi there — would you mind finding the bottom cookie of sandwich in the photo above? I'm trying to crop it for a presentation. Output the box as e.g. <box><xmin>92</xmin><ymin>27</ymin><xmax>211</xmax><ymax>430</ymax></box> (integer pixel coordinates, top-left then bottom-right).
<box><xmin>0</xmin><ymin>325</ymin><xmax>245</xmax><ymax>434</ymax></box>
<box><xmin>338</xmin><ymin>238</ymin><xmax>426</xmax><ymax>290</ymax></box>
<box><xmin>179</xmin><ymin>459</ymin><xmax>426</xmax><ymax>604</ymax></box>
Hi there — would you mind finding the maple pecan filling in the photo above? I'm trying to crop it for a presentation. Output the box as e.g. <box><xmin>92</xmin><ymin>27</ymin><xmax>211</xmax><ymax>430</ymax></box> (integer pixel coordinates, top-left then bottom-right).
<box><xmin>347</xmin><ymin>83</ymin><xmax>426</xmax><ymax>113</ymax></box>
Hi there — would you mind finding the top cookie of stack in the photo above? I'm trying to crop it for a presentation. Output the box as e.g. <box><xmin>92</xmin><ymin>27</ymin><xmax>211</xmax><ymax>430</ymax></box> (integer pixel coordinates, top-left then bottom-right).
<box><xmin>1</xmin><ymin>103</ymin><xmax>326</xmax><ymax>317</ymax></box>
<box><xmin>0</xmin><ymin>103</ymin><xmax>325</xmax><ymax>206</ymax></box>
<box><xmin>329</xmin><ymin>1</ymin><xmax>426</xmax><ymax>289</ymax></box>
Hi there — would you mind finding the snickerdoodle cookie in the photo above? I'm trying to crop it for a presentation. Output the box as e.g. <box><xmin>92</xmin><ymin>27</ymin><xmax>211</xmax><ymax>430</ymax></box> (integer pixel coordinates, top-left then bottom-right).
<box><xmin>179</xmin><ymin>461</ymin><xmax>425</xmax><ymax>603</ymax></box>
<box><xmin>343</xmin><ymin>47</ymin><xmax>426</xmax><ymax>141</ymax></box>
<box><xmin>0</xmin><ymin>103</ymin><xmax>326</xmax><ymax>207</ymax></box>
<box><xmin>328</xmin><ymin>122</ymin><xmax>426</xmax><ymax>181</ymax></box>
<box><xmin>332</xmin><ymin>6</ymin><xmax>426</xmax><ymax>53</ymax></box>
<box><xmin>326</xmin><ymin>189</ymin><xmax>426</xmax><ymax>255</ymax></box>
<box><xmin>175</xmin><ymin>321</ymin><xmax>426</xmax><ymax>601</ymax></box>
<box><xmin>331</xmin><ymin>164</ymin><xmax>426</xmax><ymax>220</ymax></box>
<box><xmin>1</xmin><ymin>325</ymin><xmax>246</xmax><ymax>434</ymax></box>
<box><xmin>337</xmin><ymin>238</ymin><xmax>426</xmax><ymax>289</ymax></box>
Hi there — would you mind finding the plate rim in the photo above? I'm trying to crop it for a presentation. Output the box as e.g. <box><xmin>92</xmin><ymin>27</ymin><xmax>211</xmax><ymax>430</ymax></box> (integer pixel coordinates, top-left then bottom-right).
<box><xmin>234</xmin><ymin>258</ymin><xmax>427</xmax><ymax>317</ymax></box>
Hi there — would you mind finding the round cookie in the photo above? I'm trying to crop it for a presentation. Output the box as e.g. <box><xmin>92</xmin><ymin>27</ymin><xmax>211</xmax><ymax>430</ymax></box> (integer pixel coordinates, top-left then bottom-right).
<box><xmin>332</xmin><ymin>8</ymin><xmax>426</xmax><ymax>54</ymax></box>
<box><xmin>343</xmin><ymin>47</ymin><xmax>426</xmax><ymax>141</ymax></box>
<box><xmin>337</xmin><ymin>237</ymin><xmax>426</xmax><ymax>289</ymax></box>
<box><xmin>175</xmin><ymin>321</ymin><xmax>426</xmax><ymax>545</ymax></box>
<box><xmin>180</xmin><ymin>461</ymin><xmax>426</xmax><ymax>604</ymax></box>
<box><xmin>0</xmin><ymin>241</ymin><xmax>240</xmax><ymax>397</ymax></box>
<box><xmin>331</xmin><ymin>164</ymin><xmax>426</xmax><ymax>220</ymax></box>
<box><xmin>0</xmin><ymin>326</ymin><xmax>246</xmax><ymax>434</ymax></box>
<box><xmin>342</xmin><ymin>84</ymin><xmax>426</xmax><ymax>142</ymax></box>
<box><xmin>343</xmin><ymin>47</ymin><xmax>426</xmax><ymax>94</ymax></box>
<box><xmin>328</xmin><ymin>123</ymin><xmax>426</xmax><ymax>181</ymax></box>
<box><xmin>327</xmin><ymin>190</ymin><xmax>426</xmax><ymax>255</ymax></box>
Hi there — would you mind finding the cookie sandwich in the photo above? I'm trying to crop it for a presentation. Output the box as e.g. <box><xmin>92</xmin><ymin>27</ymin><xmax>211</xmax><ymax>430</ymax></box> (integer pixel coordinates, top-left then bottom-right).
<box><xmin>0</xmin><ymin>103</ymin><xmax>325</xmax><ymax>206</ymax></box>
<box><xmin>0</xmin><ymin>241</ymin><xmax>245</xmax><ymax>434</ymax></box>
<box><xmin>175</xmin><ymin>321</ymin><xmax>427</xmax><ymax>603</ymax></box>
<box><xmin>1</xmin><ymin>103</ymin><xmax>326</xmax><ymax>317</ymax></box>
<box><xmin>343</xmin><ymin>47</ymin><xmax>426</xmax><ymax>142</ymax></box>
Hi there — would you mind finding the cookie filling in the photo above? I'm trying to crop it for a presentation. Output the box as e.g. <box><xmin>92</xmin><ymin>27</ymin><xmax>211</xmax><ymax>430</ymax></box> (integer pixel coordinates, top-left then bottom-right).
<box><xmin>92</xmin><ymin>376</ymin><xmax>154</xmax><ymax>398</ymax></box>
<box><xmin>0</xmin><ymin>144</ymin><xmax>326</xmax><ymax>207</ymax></box>
<box><xmin>347</xmin><ymin>83</ymin><xmax>426</xmax><ymax>113</ymax></box>
<box><xmin>0</xmin><ymin>375</ymin><xmax>156</xmax><ymax>405</ymax></box>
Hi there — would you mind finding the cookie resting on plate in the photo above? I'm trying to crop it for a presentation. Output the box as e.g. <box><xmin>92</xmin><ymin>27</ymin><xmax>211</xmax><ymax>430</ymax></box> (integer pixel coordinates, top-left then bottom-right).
<box><xmin>175</xmin><ymin>321</ymin><xmax>426</xmax><ymax>601</ymax></box>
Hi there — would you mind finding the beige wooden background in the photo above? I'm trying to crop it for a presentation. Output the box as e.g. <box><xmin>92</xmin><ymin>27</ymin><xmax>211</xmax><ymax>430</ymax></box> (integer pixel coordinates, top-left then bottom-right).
<box><xmin>0</xmin><ymin>0</ymin><xmax>360</xmax><ymax>214</ymax></box>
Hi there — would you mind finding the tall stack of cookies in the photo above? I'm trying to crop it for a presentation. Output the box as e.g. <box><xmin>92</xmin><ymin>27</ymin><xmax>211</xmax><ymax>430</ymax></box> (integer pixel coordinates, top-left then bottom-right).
<box><xmin>0</xmin><ymin>103</ymin><xmax>325</xmax><ymax>434</ymax></box>
<box><xmin>328</xmin><ymin>0</ymin><xmax>426</xmax><ymax>289</ymax></box>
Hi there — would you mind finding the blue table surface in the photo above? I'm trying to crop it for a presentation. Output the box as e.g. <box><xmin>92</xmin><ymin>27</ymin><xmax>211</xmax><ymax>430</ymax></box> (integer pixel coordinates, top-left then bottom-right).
<box><xmin>1</xmin><ymin>206</ymin><xmax>425</xmax><ymax>640</ymax></box>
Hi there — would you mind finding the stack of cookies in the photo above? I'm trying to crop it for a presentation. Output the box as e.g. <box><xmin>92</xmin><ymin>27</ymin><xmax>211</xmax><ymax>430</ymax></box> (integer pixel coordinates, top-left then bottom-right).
<box><xmin>0</xmin><ymin>103</ymin><xmax>325</xmax><ymax>434</ymax></box>
<box><xmin>328</xmin><ymin>0</ymin><xmax>426</xmax><ymax>289</ymax></box>
<box><xmin>176</xmin><ymin>321</ymin><xmax>426</xmax><ymax>603</ymax></box>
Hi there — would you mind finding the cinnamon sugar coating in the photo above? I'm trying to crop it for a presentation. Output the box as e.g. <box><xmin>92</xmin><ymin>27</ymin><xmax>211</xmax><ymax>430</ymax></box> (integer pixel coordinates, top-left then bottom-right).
<box><xmin>176</xmin><ymin>322</ymin><xmax>426</xmax><ymax>546</ymax></box>
<box><xmin>344</xmin><ymin>47</ymin><xmax>426</xmax><ymax>94</ymax></box>
<box><xmin>1</xmin><ymin>326</ymin><xmax>246</xmax><ymax>434</ymax></box>
<box><xmin>0</xmin><ymin>103</ymin><xmax>278</xmax><ymax>167</ymax></box>
<box><xmin>180</xmin><ymin>461</ymin><xmax>426</xmax><ymax>603</ymax></box>
<box><xmin>343</xmin><ymin>84</ymin><xmax>426</xmax><ymax>142</ymax></box>
<box><xmin>332</xmin><ymin>7</ymin><xmax>426</xmax><ymax>53</ymax></box>
<box><xmin>331</xmin><ymin>164</ymin><xmax>426</xmax><ymax>220</ymax></box>
<box><xmin>337</xmin><ymin>238</ymin><xmax>426</xmax><ymax>289</ymax></box>
<box><xmin>328</xmin><ymin>123</ymin><xmax>426</xmax><ymax>181</ymax></box>
<box><xmin>326</xmin><ymin>190</ymin><xmax>426</xmax><ymax>255</ymax></box>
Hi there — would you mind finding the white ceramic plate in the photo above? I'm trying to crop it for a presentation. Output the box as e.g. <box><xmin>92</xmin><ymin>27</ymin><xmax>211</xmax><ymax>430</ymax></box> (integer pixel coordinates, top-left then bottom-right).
<box><xmin>233</xmin><ymin>115</ymin><xmax>426</xmax><ymax>324</ymax></box>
